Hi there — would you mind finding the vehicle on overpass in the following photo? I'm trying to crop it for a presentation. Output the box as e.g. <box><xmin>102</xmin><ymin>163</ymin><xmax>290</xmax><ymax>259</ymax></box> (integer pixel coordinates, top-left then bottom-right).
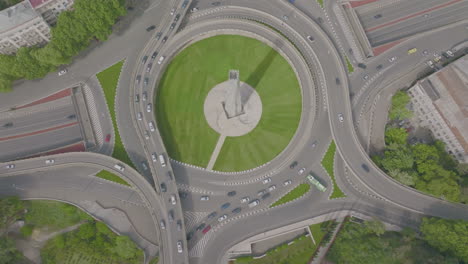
<box><xmin>306</xmin><ymin>173</ymin><xmax>326</xmax><ymax>192</ymax></box>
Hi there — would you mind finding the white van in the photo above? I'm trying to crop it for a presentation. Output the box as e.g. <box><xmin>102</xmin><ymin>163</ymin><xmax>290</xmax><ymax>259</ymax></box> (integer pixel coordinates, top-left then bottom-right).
<box><xmin>157</xmin><ymin>56</ymin><xmax>165</xmax><ymax>65</ymax></box>
<box><xmin>114</xmin><ymin>164</ymin><xmax>125</xmax><ymax>172</ymax></box>
<box><xmin>159</xmin><ymin>154</ymin><xmax>166</xmax><ymax>167</ymax></box>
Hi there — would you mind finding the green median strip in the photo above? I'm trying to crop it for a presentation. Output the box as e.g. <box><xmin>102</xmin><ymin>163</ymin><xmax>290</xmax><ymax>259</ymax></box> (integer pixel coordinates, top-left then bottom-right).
<box><xmin>317</xmin><ymin>0</ymin><xmax>324</xmax><ymax>8</ymax></box>
<box><xmin>96</xmin><ymin>60</ymin><xmax>135</xmax><ymax>171</ymax></box>
<box><xmin>96</xmin><ymin>170</ymin><xmax>130</xmax><ymax>186</ymax></box>
<box><xmin>322</xmin><ymin>141</ymin><xmax>346</xmax><ymax>198</ymax></box>
<box><xmin>345</xmin><ymin>56</ymin><xmax>354</xmax><ymax>74</ymax></box>
<box><xmin>270</xmin><ymin>184</ymin><xmax>310</xmax><ymax>208</ymax></box>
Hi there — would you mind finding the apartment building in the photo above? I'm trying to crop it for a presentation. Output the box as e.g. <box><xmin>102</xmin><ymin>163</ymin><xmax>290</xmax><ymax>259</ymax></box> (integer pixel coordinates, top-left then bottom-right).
<box><xmin>29</xmin><ymin>0</ymin><xmax>74</xmax><ymax>24</ymax></box>
<box><xmin>408</xmin><ymin>55</ymin><xmax>468</xmax><ymax>162</ymax></box>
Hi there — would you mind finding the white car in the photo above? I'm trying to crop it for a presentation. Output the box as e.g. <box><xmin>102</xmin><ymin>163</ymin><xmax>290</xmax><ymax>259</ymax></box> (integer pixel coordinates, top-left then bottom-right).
<box><xmin>148</xmin><ymin>121</ymin><xmax>155</xmax><ymax>132</ymax></box>
<box><xmin>151</xmin><ymin>153</ymin><xmax>157</xmax><ymax>162</ymax></box>
<box><xmin>217</xmin><ymin>214</ymin><xmax>227</xmax><ymax>222</ymax></box>
<box><xmin>5</xmin><ymin>164</ymin><xmax>15</xmax><ymax>169</ymax></box>
<box><xmin>240</xmin><ymin>197</ymin><xmax>250</xmax><ymax>203</ymax></box>
<box><xmin>283</xmin><ymin>180</ymin><xmax>292</xmax><ymax>186</ymax></box>
<box><xmin>248</xmin><ymin>199</ymin><xmax>260</xmax><ymax>208</ymax></box>
<box><xmin>200</xmin><ymin>195</ymin><xmax>210</xmax><ymax>201</ymax></box>
<box><xmin>142</xmin><ymin>91</ymin><xmax>148</xmax><ymax>101</ymax></box>
<box><xmin>338</xmin><ymin>113</ymin><xmax>344</xmax><ymax>122</ymax></box>
<box><xmin>170</xmin><ymin>194</ymin><xmax>177</xmax><ymax>205</ymax></box>
<box><xmin>160</xmin><ymin>220</ymin><xmax>166</xmax><ymax>230</ymax></box>
<box><xmin>58</xmin><ymin>69</ymin><xmax>67</xmax><ymax>76</ymax></box>
<box><xmin>146</xmin><ymin>103</ymin><xmax>152</xmax><ymax>113</ymax></box>
<box><xmin>190</xmin><ymin>7</ymin><xmax>199</xmax><ymax>12</ymax></box>
<box><xmin>114</xmin><ymin>164</ymin><xmax>125</xmax><ymax>172</ymax></box>
<box><xmin>262</xmin><ymin>177</ymin><xmax>271</xmax><ymax>184</ymax></box>
<box><xmin>144</xmin><ymin>130</ymin><xmax>150</xmax><ymax>140</ymax></box>
<box><xmin>137</xmin><ymin>112</ymin><xmax>143</xmax><ymax>121</ymax></box>
<box><xmin>45</xmin><ymin>159</ymin><xmax>55</xmax><ymax>164</ymax></box>
<box><xmin>170</xmin><ymin>8</ymin><xmax>175</xmax><ymax>15</ymax></box>
<box><xmin>363</xmin><ymin>74</ymin><xmax>369</xmax><ymax>81</ymax></box>
<box><xmin>446</xmin><ymin>50</ymin><xmax>454</xmax><ymax>57</ymax></box>
<box><xmin>426</xmin><ymin>60</ymin><xmax>435</xmax><ymax>68</ymax></box>
<box><xmin>157</xmin><ymin>56</ymin><xmax>165</xmax><ymax>65</ymax></box>
<box><xmin>388</xmin><ymin>56</ymin><xmax>397</xmax><ymax>63</ymax></box>
<box><xmin>177</xmin><ymin>241</ymin><xmax>183</xmax><ymax>253</ymax></box>
<box><xmin>268</xmin><ymin>185</ymin><xmax>276</xmax><ymax>192</ymax></box>
<box><xmin>298</xmin><ymin>168</ymin><xmax>305</xmax><ymax>175</ymax></box>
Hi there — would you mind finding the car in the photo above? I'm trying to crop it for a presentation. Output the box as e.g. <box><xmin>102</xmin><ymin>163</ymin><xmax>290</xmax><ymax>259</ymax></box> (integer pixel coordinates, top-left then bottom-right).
<box><xmin>240</xmin><ymin>197</ymin><xmax>250</xmax><ymax>203</ymax></box>
<box><xmin>45</xmin><ymin>159</ymin><xmax>55</xmax><ymax>164</ymax></box>
<box><xmin>141</xmin><ymin>161</ymin><xmax>148</xmax><ymax>170</ymax></box>
<box><xmin>298</xmin><ymin>168</ymin><xmax>305</xmax><ymax>175</ymax></box>
<box><xmin>3</xmin><ymin>122</ymin><xmax>13</xmax><ymax>128</ymax></box>
<box><xmin>155</xmin><ymin>32</ymin><xmax>162</xmax><ymax>39</ymax></box>
<box><xmin>135</xmin><ymin>75</ymin><xmax>141</xmax><ymax>84</ymax></box>
<box><xmin>261</xmin><ymin>193</ymin><xmax>271</xmax><ymax>200</ymax></box>
<box><xmin>335</xmin><ymin>78</ymin><xmax>341</xmax><ymax>85</ymax></box>
<box><xmin>160</xmin><ymin>183</ymin><xmax>167</xmax><ymax>192</ymax></box>
<box><xmin>170</xmin><ymin>23</ymin><xmax>176</xmax><ymax>30</ymax></box>
<box><xmin>162</xmin><ymin>36</ymin><xmax>168</xmax><ymax>43</ymax></box>
<box><xmin>427</xmin><ymin>60</ymin><xmax>435</xmax><ymax>68</ymax></box>
<box><xmin>283</xmin><ymin>15</ymin><xmax>288</xmax><ymax>20</ymax></box>
<box><xmin>357</xmin><ymin>63</ymin><xmax>366</xmax><ymax>69</ymax></box>
<box><xmin>137</xmin><ymin>112</ymin><xmax>143</xmax><ymax>121</ymax></box>
<box><xmin>307</xmin><ymin>35</ymin><xmax>314</xmax><ymax>42</ymax></box>
<box><xmin>338</xmin><ymin>113</ymin><xmax>344</xmax><ymax>122</ymax></box>
<box><xmin>268</xmin><ymin>185</ymin><xmax>276</xmax><ymax>192</ymax></box>
<box><xmin>181</xmin><ymin>0</ymin><xmax>188</xmax><ymax>8</ymax></box>
<box><xmin>217</xmin><ymin>214</ymin><xmax>227</xmax><ymax>222</ymax></box>
<box><xmin>446</xmin><ymin>50</ymin><xmax>454</xmax><ymax>57</ymax></box>
<box><xmin>376</xmin><ymin>64</ymin><xmax>383</xmax><ymax>70</ymax></box>
<box><xmin>176</xmin><ymin>220</ymin><xmax>182</xmax><ymax>231</ymax></box>
<box><xmin>317</xmin><ymin>17</ymin><xmax>324</xmax><ymax>23</ymax></box>
<box><xmin>311</xmin><ymin>141</ymin><xmax>317</xmax><ymax>148</ymax></box>
<box><xmin>187</xmin><ymin>231</ymin><xmax>194</xmax><ymax>240</ymax></box>
<box><xmin>170</xmin><ymin>8</ymin><xmax>175</xmax><ymax>15</ymax></box>
<box><xmin>151</xmin><ymin>153</ymin><xmax>157</xmax><ymax>162</ymax></box>
<box><xmin>160</xmin><ymin>220</ymin><xmax>166</xmax><ymax>229</ymax></box>
<box><xmin>202</xmin><ymin>225</ymin><xmax>211</xmax><ymax>234</ymax></box>
<box><xmin>146</xmin><ymin>25</ymin><xmax>156</xmax><ymax>31</ymax></box>
<box><xmin>5</xmin><ymin>164</ymin><xmax>15</xmax><ymax>169</ymax></box>
<box><xmin>422</xmin><ymin>50</ymin><xmax>429</xmax><ymax>56</ymax></box>
<box><xmin>174</xmin><ymin>14</ymin><xmax>180</xmax><ymax>22</ymax></box>
<box><xmin>190</xmin><ymin>7</ymin><xmax>199</xmax><ymax>12</ymax></box>
<box><xmin>114</xmin><ymin>164</ymin><xmax>125</xmax><ymax>172</ymax></box>
<box><xmin>434</xmin><ymin>55</ymin><xmax>442</xmax><ymax>62</ymax></box>
<box><xmin>284</xmin><ymin>180</ymin><xmax>292</xmax><ymax>186</ymax></box>
<box><xmin>146</xmin><ymin>103</ymin><xmax>152</xmax><ymax>112</ymax></box>
<box><xmin>144</xmin><ymin>130</ymin><xmax>150</xmax><ymax>140</ymax></box>
<box><xmin>407</xmin><ymin>48</ymin><xmax>417</xmax><ymax>55</ymax></box>
<box><xmin>166</xmin><ymin>171</ymin><xmax>173</xmax><ymax>181</ymax></box>
<box><xmin>388</xmin><ymin>56</ymin><xmax>397</xmax><ymax>62</ymax></box>
<box><xmin>66</xmin><ymin>114</ymin><xmax>76</xmax><ymax>119</ymax></box>
<box><xmin>158</xmin><ymin>56</ymin><xmax>166</xmax><ymax>65</ymax></box>
<box><xmin>232</xmin><ymin>207</ymin><xmax>241</xmax><ymax>214</ymax></box>
<box><xmin>227</xmin><ymin>191</ymin><xmax>236</xmax><ymax>197</ymax></box>
<box><xmin>290</xmin><ymin>161</ymin><xmax>298</xmax><ymax>169</ymax></box>
<box><xmin>361</xmin><ymin>164</ymin><xmax>370</xmax><ymax>172</ymax></box>
<box><xmin>135</xmin><ymin>94</ymin><xmax>140</xmax><ymax>103</ymax></box>
<box><xmin>148</xmin><ymin>121</ymin><xmax>155</xmax><ymax>132</ymax></box>
<box><xmin>196</xmin><ymin>223</ymin><xmax>206</xmax><ymax>231</ymax></box>
<box><xmin>211</xmin><ymin>1</ymin><xmax>221</xmax><ymax>6</ymax></box>
<box><xmin>207</xmin><ymin>212</ymin><xmax>217</xmax><ymax>219</ymax></box>
<box><xmin>144</xmin><ymin>77</ymin><xmax>149</xmax><ymax>86</ymax></box>
<box><xmin>200</xmin><ymin>195</ymin><xmax>210</xmax><ymax>201</ymax></box>
<box><xmin>221</xmin><ymin>202</ymin><xmax>231</xmax><ymax>210</ymax></box>
<box><xmin>105</xmin><ymin>134</ymin><xmax>111</xmax><ymax>142</ymax></box>
<box><xmin>262</xmin><ymin>177</ymin><xmax>272</xmax><ymax>184</ymax></box>
<box><xmin>248</xmin><ymin>199</ymin><xmax>260</xmax><ymax>208</ymax></box>
<box><xmin>423</xmin><ymin>13</ymin><xmax>429</xmax><ymax>18</ymax></box>
<box><xmin>363</xmin><ymin>74</ymin><xmax>369</xmax><ymax>81</ymax></box>
<box><xmin>168</xmin><ymin>210</ymin><xmax>174</xmax><ymax>222</ymax></box>
<box><xmin>170</xmin><ymin>194</ymin><xmax>177</xmax><ymax>205</ymax></box>
<box><xmin>159</xmin><ymin>154</ymin><xmax>166</xmax><ymax>167</ymax></box>
<box><xmin>58</xmin><ymin>69</ymin><xmax>67</xmax><ymax>76</ymax></box>
<box><xmin>146</xmin><ymin>63</ymin><xmax>152</xmax><ymax>72</ymax></box>
<box><xmin>142</xmin><ymin>91</ymin><xmax>148</xmax><ymax>101</ymax></box>
<box><xmin>142</xmin><ymin>56</ymin><xmax>148</xmax><ymax>64</ymax></box>
<box><xmin>177</xmin><ymin>241</ymin><xmax>183</xmax><ymax>253</ymax></box>
<box><xmin>179</xmin><ymin>191</ymin><xmax>188</xmax><ymax>199</ymax></box>
<box><xmin>257</xmin><ymin>189</ymin><xmax>266</xmax><ymax>196</ymax></box>
<box><xmin>151</xmin><ymin>51</ymin><xmax>158</xmax><ymax>59</ymax></box>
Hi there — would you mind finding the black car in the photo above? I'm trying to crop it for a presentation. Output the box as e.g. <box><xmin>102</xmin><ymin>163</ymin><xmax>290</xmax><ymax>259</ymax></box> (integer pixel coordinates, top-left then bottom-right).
<box><xmin>196</xmin><ymin>223</ymin><xmax>206</xmax><ymax>231</ymax></box>
<box><xmin>142</xmin><ymin>56</ymin><xmax>148</xmax><ymax>64</ymax></box>
<box><xmin>207</xmin><ymin>211</ymin><xmax>217</xmax><ymax>219</ymax></box>
<box><xmin>290</xmin><ymin>161</ymin><xmax>298</xmax><ymax>169</ymax></box>
<box><xmin>361</xmin><ymin>163</ymin><xmax>370</xmax><ymax>172</ymax></box>
<box><xmin>182</xmin><ymin>0</ymin><xmax>188</xmax><ymax>8</ymax></box>
<box><xmin>221</xmin><ymin>202</ymin><xmax>230</xmax><ymax>210</ymax></box>
<box><xmin>146</xmin><ymin>25</ymin><xmax>156</xmax><ymax>31</ymax></box>
<box><xmin>176</xmin><ymin>220</ymin><xmax>182</xmax><ymax>231</ymax></box>
<box><xmin>162</xmin><ymin>36</ymin><xmax>168</xmax><ymax>43</ymax></box>
<box><xmin>151</xmin><ymin>51</ymin><xmax>158</xmax><ymax>59</ymax></box>
<box><xmin>187</xmin><ymin>231</ymin><xmax>194</xmax><ymax>240</ymax></box>
<box><xmin>3</xmin><ymin>122</ymin><xmax>13</xmax><ymax>128</ymax></box>
<box><xmin>357</xmin><ymin>63</ymin><xmax>367</xmax><ymax>69</ymax></box>
<box><xmin>232</xmin><ymin>207</ymin><xmax>241</xmax><ymax>214</ymax></box>
<box><xmin>376</xmin><ymin>64</ymin><xmax>383</xmax><ymax>70</ymax></box>
<box><xmin>67</xmin><ymin>114</ymin><xmax>76</xmax><ymax>119</ymax></box>
<box><xmin>144</xmin><ymin>77</ymin><xmax>149</xmax><ymax>86</ymax></box>
<box><xmin>227</xmin><ymin>191</ymin><xmax>236</xmax><ymax>197</ymax></box>
<box><xmin>261</xmin><ymin>193</ymin><xmax>271</xmax><ymax>200</ymax></box>
<box><xmin>170</xmin><ymin>23</ymin><xmax>176</xmax><ymax>30</ymax></box>
<box><xmin>166</xmin><ymin>171</ymin><xmax>173</xmax><ymax>181</ymax></box>
<box><xmin>160</xmin><ymin>183</ymin><xmax>167</xmax><ymax>192</ymax></box>
<box><xmin>179</xmin><ymin>191</ymin><xmax>188</xmax><ymax>199</ymax></box>
<box><xmin>155</xmin><ymin>32</ymin><xmax>162</xmax><ymax>40</ymax></box>
<box><xmin>174</xmin><ymin>14</ymin><xmax>180</xmax><ymax>22</ymax></box>
<box><xmin>335</xmin><ymin>78</ymin><xmax>341</xmax><ymax>85</ymax></box>
<box><xmin>374</xmin><ymin>14</ymin><xmax>382</xmax><ymax>19</ymax></box>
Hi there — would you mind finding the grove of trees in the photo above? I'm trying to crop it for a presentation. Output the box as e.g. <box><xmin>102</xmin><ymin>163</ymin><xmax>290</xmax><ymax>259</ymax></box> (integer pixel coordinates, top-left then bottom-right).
<box><xmin>0</xmin><ymin>0</ymin><xmax>126</xmax><ymax>92</ymax></box>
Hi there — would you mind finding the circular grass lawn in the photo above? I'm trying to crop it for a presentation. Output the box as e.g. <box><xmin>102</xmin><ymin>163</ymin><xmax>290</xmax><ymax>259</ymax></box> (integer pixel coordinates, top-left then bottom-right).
<box><xmin>155</xmin><ymin>35</ymin><xmax>302</xmax><ymax>172</ymax></box>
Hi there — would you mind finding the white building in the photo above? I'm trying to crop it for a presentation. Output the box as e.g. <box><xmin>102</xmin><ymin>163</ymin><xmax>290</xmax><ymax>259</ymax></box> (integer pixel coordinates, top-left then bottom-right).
<box><xmin>408</xmin><ymin>55</ymin><xmax>468</xmax><ymax>162</ymax></box>
<box><xmin>29</xmin><ymin>0</ymin><xmax>74</xmax><ymax>25</ymax></box>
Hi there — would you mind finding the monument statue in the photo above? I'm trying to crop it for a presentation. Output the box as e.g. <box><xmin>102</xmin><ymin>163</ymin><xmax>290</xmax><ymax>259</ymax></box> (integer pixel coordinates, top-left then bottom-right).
<box><xmin>223</xmin><ymin>70</ymin><xmax>244</xmax><ymax>118</ymax></box>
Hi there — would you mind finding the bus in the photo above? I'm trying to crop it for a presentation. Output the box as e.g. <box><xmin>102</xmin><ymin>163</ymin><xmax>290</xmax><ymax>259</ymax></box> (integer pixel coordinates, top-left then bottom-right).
<box><xmin>306</xmin><ymin>173</ymin><xmax>327</xmax><ymax>192</ymax></box>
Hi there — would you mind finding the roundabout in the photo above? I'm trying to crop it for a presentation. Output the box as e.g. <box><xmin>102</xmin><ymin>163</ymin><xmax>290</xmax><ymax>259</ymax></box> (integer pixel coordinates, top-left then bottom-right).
<box><xmin>155</xmin><ymin>34</ymin><xmax>303</xmax><ymax>172</ymax></box>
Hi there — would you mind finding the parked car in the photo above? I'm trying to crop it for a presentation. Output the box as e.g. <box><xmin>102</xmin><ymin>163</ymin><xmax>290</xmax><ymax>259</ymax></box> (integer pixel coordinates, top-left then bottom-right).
<box><xmin>202</xmin><ymin>225</ymin><xmax>211</xmax><ymax>234</ymax></box>
<box><xmin>207</xmin><ymin>212</ymin><xmax>217</xmax><ymax>219</ymax></box>
<box><xmin>240</xmin><ymin>197</ymin><xmax>250</xmax><ymax>203</ymax></box>
<box><xmin>283</xmin><ymin>180</ymin><xmax>292</xmax><ymax>186</ymax></box>
<box><xmin>200</xmin><ymin>195</ymin><xmax>210</xmax><ymax>201</ymax></box>
<box><xmin>257</xmin><ymin>190</ymin><xmax>266</xmax><ymax>196</ymax></box>
<box><xmin>227</xmin><ymin>191</ymin><xmax>236</xmax><ymax>197</ymax></box>
<box><xmin>105</xmin><ymin>134</ymin><xmax>111</xmax><ymax>142</ymax></box>
<box><xmin>261</xmin><ymin>193</ymin><xmax>271</xmax><ymax>200</ymax></box>
<box><xmin>146</xmin><ymin>25</ymin><xmax>156</xmax><ymax>31</ymax></box>
<box><xmin>58</xmin><ymin>69</ymin><xmax>67</xmax><ymax>76</ymax></box>
<box><xmin>196</xmin><ymin>223</ymin><xmax>206</xmax><ymax>231</ymax></box>
<box><xmin>262</xmin><ymin>177</ymin><xmax>272</xmax><ymax>184</ymax></box>
<box><xmin>221</xmin><ymin>202</ymin><xmax>230</xmax><ymax>210</ymax></box>
<box><xmin>217</xmin><ymin>214</ymin><xmax>227</xmax><ymax>222</ymax></box>
<box><xmin>268</xmin><ymin>185</ymin><xmax>276</xmax><ymax>192</ymax></box>
<box><xmin>298</xmin><ymin>168</ymin><xmax>305</xmax><ymax>175</ymax></box>
<box><xmin>232</xmin><ymin>207</ymin><xmax>241</xmax><ymax>214</ymax></box>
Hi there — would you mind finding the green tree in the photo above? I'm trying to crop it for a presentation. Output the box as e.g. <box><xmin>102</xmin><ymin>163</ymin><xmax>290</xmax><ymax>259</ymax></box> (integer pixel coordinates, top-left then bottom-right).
<box><xmin>420</xmin><ymin>218</ymin><xmax>468</xmax><ymax>262</ymax></box>
<box><xmin>385</xmin><ymin>127</ymin><xmax>408</xmax><ymax>146</ymax></box>
<box><xmin>0</xmin><ymin>237</ymin><xmax>23</xmax><ymax>264</ymax></box>
<box><xmin>0</xmin><ymin>197</ymin><xmax>24</xmax><ymax>233</ymax></box>
<box><xmin>112</xmin><ymin>236</ymin><xmax>140</xmax><ymax>260</ymax></box>
<box><xmin>14</xmin><ymin>47</ymin><xmax>53</xmax><ymax>80</ymax></box>
<box><xmin>77</xmin><ymin>222</ymin><xmax>96</xmax><ymax>240</ymax></box>
<box><xmin>380</xmin><ymin>144</ymin><xmax>414</xmax><ymax>172</ymax></box>
<box><xmin>364</xmin><ymin>219</ymin><xmax>386</xmax><ymax>237</ymax></box>
<box><xmin>388</xmin><ymin>169</ymin><xmax>416</xmax><ymax>186</ymax></box>
<box><xmin>389</xmin><ymin>91</ymin><xmax>412</xmax><ymax>120</ymax></box>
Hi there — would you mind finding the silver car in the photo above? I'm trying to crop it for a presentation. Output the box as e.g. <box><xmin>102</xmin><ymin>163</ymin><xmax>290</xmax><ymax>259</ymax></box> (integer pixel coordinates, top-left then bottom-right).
<box><xmin>177</xmin><ymin>241</ymin><xmax>183</xmax><ymax>253</ymax></box>
<box><xmin>146</xmin><ymin>103</ymin><xmax>152</xmax><ymax>113</ymax></box>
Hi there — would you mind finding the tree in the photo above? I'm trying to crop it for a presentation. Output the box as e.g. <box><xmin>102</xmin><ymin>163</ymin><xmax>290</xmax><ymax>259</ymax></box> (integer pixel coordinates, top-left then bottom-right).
<box><xmin>0</xmin><ymin>237</ymin><xmax>23</xmax><ymax>264</ymax></box>
<box><xmin>389</xmin><ymin>91</ymin><xmax>412</xmax><ymax>120</ymax></box>
<box><xmin>112</xmin><ymin>236</ymin><xmax>140</xmax><ymax>260</ymax></box>
<box><xmin>77</xmin><ymin>222</ymin><xmax>95</xmax><ymax>240</ymax></box>
<box><xmin>388</xmin><ymin>169</ymin><xmax>416</xmax><ymax>186</ymax></box>
<box><xmin>380</xmin><ymin>144</ymin><xmax>414</xmax><ymax>172</ymax></box>
<box><xmin>385</xmin><ymin>127</ymin><xmax>408</xmax><ymax>146</ymax></box>
<box><xmin>420</xmin><ymin>218</ymin><xmax>468</xmax><ymax>262</ymax></box>
<box><xmin>0</xmin><ymin>197</ymin><xmax>24</xmax><ymax>233</ymax></box>
<box><xmin>14</xmin><ymin>47</ymin><xmax>53</xmax><ymax>80</ymax></box>
<box><xmin>423</xmin><ymin>177</ymin><xmax>460</xmax><ymax>202</ymax></box>
<box><xmin>364</xmin><ymin>219</ymin><xmax>386</xmax><ymax>237</ymax></box>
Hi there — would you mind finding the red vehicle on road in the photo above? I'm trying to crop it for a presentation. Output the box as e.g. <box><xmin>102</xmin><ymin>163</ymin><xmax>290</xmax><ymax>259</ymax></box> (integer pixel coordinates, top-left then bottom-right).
<box><xmin>105</xmin><ymin>134</ymin><xmax>111</xmax><ymax>142</ymax></box>
<box><xmin>202</xmin><ymin>225</ymin><xmax>211</xmax><ymax>234</ymax></box>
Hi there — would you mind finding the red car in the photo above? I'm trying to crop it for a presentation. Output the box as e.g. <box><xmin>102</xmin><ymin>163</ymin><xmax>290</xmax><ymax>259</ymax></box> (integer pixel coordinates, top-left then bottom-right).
<box><xmin>202</xmin><ymin>225</ymin><xmax>211</xmax><ymax>234</ymax></box>
<box><xmin>105</xmin><ymin>134</ymin><xmax>111</xmax><ymax>142</ymax></box>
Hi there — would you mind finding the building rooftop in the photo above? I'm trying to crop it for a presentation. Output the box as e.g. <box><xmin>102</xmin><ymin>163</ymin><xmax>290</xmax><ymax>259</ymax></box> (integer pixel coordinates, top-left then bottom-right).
<box><xmin>28</xmin><ymin>0</ymin><xmax>52</xmax><ymax>8</ymax></box>
<box><xmin>0</xmin><ymin>1</ymin><xmax>39</xmax><ymax>34</ymax></box>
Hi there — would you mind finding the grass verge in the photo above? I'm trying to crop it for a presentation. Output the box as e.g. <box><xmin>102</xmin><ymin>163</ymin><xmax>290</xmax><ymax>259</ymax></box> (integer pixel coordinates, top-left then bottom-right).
<box><xmin>317</xmin><ymin>0</ymin><xmax>324</xmax><ymax>8</ymax></box>
<box><xmin>270</xmin><ymin>184</ymin><xmax>310</xmax><ymax>208</ymax></box>
<box><xmin>96</xmin><ymin>170</ymin><xmax>130</xmax><ymax>186</ymax></box>
<box><xmin>96</xmin><ymin>60</ymin><xmax>134</xmax><ymax>168</ymax></box>
<box><xmin>345</xmin><ymin>56</ymin><xmax>354</xmax><ymax>74</ymax></box>
<box><xmin>322</xmin><ymin>141</ymin><xmax>345</xmax><ymax>198</ymax></box>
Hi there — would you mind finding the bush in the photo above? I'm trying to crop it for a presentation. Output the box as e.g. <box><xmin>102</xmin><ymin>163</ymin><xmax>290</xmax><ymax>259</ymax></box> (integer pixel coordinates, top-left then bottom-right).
<box><xmin>20</xmin><ymin>225</ymin><xmax>33</xmax><ymax>237</ymax></box>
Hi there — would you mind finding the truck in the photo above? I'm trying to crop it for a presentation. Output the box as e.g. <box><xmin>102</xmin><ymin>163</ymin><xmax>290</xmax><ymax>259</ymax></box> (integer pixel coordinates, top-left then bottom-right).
<box><xmin>159</xmin><ymin>154</ymin><xmax>166</xmax><ymax>167</ymax></box>
<box><xmin>306</xmin><ymin>173</ymin><xmax>326</xmax><ymax>192</ymax></box>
